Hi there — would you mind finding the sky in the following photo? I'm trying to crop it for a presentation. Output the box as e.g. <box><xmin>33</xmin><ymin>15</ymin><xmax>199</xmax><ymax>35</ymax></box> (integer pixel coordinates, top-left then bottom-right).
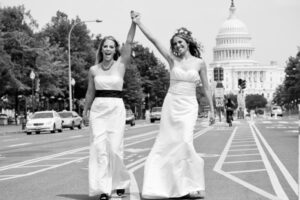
<box><xmin>1</xmin><ymin>0</ymin><xmax>300</xmax><ymax>67</ymax></box>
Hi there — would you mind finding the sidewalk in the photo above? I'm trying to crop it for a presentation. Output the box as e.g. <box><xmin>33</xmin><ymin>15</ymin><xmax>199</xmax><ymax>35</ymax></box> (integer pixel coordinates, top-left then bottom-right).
<box><xmin>0</xmin><ymin>124</ymin><xmax>24</xmax><ymax>135</ymax></box>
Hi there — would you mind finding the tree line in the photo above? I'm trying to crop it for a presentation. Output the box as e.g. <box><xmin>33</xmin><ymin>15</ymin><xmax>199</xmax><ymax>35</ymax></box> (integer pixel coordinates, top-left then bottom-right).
<box><xmin>0</xmin><ymin>5</ymin><xmax>212</xmax><ymax>118</ymax></box>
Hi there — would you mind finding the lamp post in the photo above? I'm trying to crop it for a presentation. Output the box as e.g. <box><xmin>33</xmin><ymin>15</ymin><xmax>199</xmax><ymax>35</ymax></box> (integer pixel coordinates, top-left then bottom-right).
<box><xmin>68</xmin><ymin>19</ymin><xmax>102</xmax><ymax>111</ymax></box>
<box><xmin>71</xmin><ymin>78</ymin><xmax>76</xmax><ymax>110</ymax></box>
<box><xmin>30</xmin><ymin>70</ymin><xmax>35</xmax><ymax>112</ymax></box>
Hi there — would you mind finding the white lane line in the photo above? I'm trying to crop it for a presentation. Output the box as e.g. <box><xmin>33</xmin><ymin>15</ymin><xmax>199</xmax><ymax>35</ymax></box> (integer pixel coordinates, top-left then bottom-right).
<box><xmin>8</xmin><ymin>143</ymin><xmax>31</xmax><ymax>147</ymax></box>
<box><xmin>69</xmin><ymin>135</ymin><xmax>84</xmax><ymax>138</ymax></box>
<box><xmin>16</xmin><ymin>165</ymin><xmax>53</xmax><ymax>168</ymax></box>
<box><xmin>252</xmin><ymin>123</ymin><xmax>298</xmax><ymax>196</ymax></box>
<box><xmin>227</xmin><ymin>153</ymin><xmax>260</xmax><ymax>157</ymax></box>
<box><xmin>214</xmin><ymin>127</ymin><xmax>282</xmax><ymax>200</ymax></box>
<box><xmin>249</xmin><ymin>123</ymin><xmax>289</xmax><ymax>200</ymax></box>
<box><xmin>3</xmin><ymin>138</ymin><xmax>19</xmax><ymax>142</ymax></box>
<box><xmin>224</xmin><ymin>160</ymin><xmax>262</xmax><ymax>164</ymax></box>
<box><xmin>231</xmin><ymin>144</ymin><xmax>256</xmax><ymax>147</ymax></box>
<box><xmin>228</xmin><ymin>148</ymin><xmax>258</xmax><ymax>152</ymax></box>
<box><xmin>229</xmin><ymin>169</ymin><xmax>267</xmax><ymax>174</ymax></box>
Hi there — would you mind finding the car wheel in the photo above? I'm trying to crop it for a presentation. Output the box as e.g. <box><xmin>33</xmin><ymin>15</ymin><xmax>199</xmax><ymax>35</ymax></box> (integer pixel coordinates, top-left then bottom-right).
<box><xmin>150</xmin><ymin>119</ymin><xmax>155</xmax><ymax>123</ymax></box>
<box><xmin>36</xmin><ymin>131</ymin><xmax>40</xmax><ymax>134</ymax></box>
<box><xmin>70</xmin><ymin>122</ymin><xmax>74</xmax><ymax>130</ymax></box>
<box><xmin>50</xmin><ymin>124</ymin><xmax>56</xmax><ymax>133</ymax></box>
<box><xmin>131</xmin><ymin>120</ymin><xmax>135</xmax><ymax>126</ymax></box>
<box><xmin>26</xmin><ymin>132</ymin><xmax>31</xmax><ymax>135</ymax></box>
<box><xmin>78</xmin><ymin>122</ymin><xmax>82</xmax><ymax>129</ymax></box>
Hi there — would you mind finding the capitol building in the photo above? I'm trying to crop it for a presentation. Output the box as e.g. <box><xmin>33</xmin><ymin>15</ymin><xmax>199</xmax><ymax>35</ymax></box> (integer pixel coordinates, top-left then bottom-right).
<box><xmin>208</xmin><ymin>0</ymin><xmax>285</xmax><ymax>101</ymax></box>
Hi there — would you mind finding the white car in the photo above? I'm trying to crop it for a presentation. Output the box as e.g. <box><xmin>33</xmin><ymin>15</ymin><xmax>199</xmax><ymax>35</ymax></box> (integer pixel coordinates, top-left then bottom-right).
<box><xmin>58</xmin><ymin>111</ymin><xmax>83</xmax><ymax>130</ymax></box>
<box><xmin>150</xmin><ymin>107</ymin><xmax>162</xmax><ymax>123</ymax></box>
<box><xmin>25</xmin><ymin>110</ymin><xmax>63</xmax><ymax>135</ymax></box>
<box><xmin>271</xmin><ymin>106</ymin><xmax>283</xmax><ymax>117</ymax></box>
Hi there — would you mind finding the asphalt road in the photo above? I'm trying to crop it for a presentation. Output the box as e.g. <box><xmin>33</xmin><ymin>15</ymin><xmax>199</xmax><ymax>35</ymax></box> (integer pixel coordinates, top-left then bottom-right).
<box><xmin>0</xmin><ymin>117</ymin><xmax>298</xmax><ymax>200</ymax></box>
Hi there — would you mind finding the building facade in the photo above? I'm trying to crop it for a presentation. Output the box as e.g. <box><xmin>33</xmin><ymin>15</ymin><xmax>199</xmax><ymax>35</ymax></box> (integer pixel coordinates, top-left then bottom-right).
<box><xmin>208</xmin><ymin>0</ymin><xmax>285</xmax><ymax>101</ymax></box>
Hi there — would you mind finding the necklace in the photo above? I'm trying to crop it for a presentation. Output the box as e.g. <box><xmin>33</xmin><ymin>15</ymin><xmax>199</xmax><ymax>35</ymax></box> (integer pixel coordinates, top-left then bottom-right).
<box><xmin>100</xmin><ymin>61</ymin><xmax>114</xmax><ymax>71</ymax></box>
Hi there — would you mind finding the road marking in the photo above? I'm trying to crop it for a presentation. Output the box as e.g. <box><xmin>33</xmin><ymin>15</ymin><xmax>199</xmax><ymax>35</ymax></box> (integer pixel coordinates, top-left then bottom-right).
<box><xmin>249</xmin><ymin>123</ymin><xmax>289</xmax><ymax>200</ymax></box>
<box><xmin>3</xmin><ymin>138</ymin><xmax>19</xmax><ymax>142</ymax></box>
<box><xmin>214</xmin><ymin>126</ymin><xmax>286</xmax><ymax>200</ymax></box>
<box><xmin>8</xmin><ymin>143</ymin><xmax>31</xmax><ymax>147</ymax></box>
<box><xmin>229</xmin><ymin>169</ymin><xmax>267</xmax><ymax>174</ymax></box>
<box><xmin>252</xmin><ymin>123</ymin><xmax>298</xmax><ymax>196</ymax></box>
<box><xmin>227</xmin><ymin>153</ymin><xmax>260</xmax><ymax>157</ymax></box>
<box><xmin>231</xmin><ymin>144</ymin><xmax>256</xmax><ymax>147</ymax></box>
<box><xmin>224</xmin><ymin>159</ymin><xmax>262</xmax><ymax>164</ymax></box>
<box><xmin>69</xmin><ymin>135</ymin><xmax>84</xmax><ymax>138</ymax></box>
<box><xmin>228</xmin><ymin>148</ymin><xmax>258</xmax><ymax>152</ymax></box>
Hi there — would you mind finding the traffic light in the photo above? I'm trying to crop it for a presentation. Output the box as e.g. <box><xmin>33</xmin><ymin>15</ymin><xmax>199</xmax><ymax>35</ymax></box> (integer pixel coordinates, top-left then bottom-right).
<box><xmin>238</xmin><ymin>78</ymin><xmax>242</xmax><ymax>87</ymax></box>
<box><xmin>219</xmin><ymin>68</ymin><xmax>224</xmax><ymax>81</ymax></box>
<box><xmin>213</xmin><ymin>68</ymin><xmax>219</xmax><ymax>81</ymax></box>
<box><xmin>213</xmin><ymin>67</ymin><xmax>224</xmax><ymax>81</ymax></box>
<box><xmin>241</xmin><ymin>80</ymin><xmax>246</xmax><ymax>89</ymax></box>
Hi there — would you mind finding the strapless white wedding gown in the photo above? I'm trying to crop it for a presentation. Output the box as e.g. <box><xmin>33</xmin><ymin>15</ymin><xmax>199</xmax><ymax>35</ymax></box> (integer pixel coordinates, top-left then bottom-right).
<box><xmin>142</xmin><ymin>66</ymin><xmax>205</xmax><ymax>198</ymax></box>
<box><xmin>88</xmin><ymin>70</ymin><xmax>130</xmax><ymax>196</ymax></box>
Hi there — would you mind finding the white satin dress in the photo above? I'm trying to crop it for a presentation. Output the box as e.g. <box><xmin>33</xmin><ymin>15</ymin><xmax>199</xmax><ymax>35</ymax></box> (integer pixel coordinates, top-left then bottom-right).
<box><xmin>142</xmin><ymin>65</ymin><xmax>205</xmax><ymax>198</ymax></box>
<box><xmin>88</xmin><ymin>64</ymin><xmax>130</xmax><ymax>196</ymax></box>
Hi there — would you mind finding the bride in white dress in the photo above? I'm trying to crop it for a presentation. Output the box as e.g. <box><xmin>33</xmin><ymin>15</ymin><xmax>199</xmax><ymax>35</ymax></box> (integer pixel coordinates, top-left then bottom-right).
<box><xmin>131</xmin><ymin>12</ymin><xmax>215</xmax><ymax>199</ymax></box>
<box><xmin>83</xmin><ymin>12</ymin><xmax>136</xmax><ymax>200</ymax></box>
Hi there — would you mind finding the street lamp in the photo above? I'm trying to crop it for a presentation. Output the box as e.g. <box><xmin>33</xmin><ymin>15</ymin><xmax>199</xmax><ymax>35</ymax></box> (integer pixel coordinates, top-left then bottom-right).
<box><xmin>30</xmin><ymin>70</ymin><xmax>35</xmax><ymax>112</ymax></box>
<box><xmin>71</xmin><ymin>78</ymin><xmax>76</xmax><ymax>108</ymax></box>
<box><xmin>68</xmin><ymin>19</ymin><xmax>102</xmax><ymax>111</ymax></box>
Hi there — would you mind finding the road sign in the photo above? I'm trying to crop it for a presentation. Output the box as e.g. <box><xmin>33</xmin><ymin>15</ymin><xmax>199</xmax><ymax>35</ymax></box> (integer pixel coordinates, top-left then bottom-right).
<box><xmin>216</xmin><ymin>97</ymin><xmax>224</xmax><ymax>107</ymax></box>
<box><xmin>215</xmin><ymin>87</ymin><xmax>224</xmax><ymax>98</ymax></box>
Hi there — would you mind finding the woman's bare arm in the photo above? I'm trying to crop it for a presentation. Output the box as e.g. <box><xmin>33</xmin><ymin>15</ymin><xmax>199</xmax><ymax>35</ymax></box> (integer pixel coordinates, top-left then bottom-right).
<box><xmin>132</xmin><ymin>11</ymin><xmax>174</xmax><ymax>68</ymax></box>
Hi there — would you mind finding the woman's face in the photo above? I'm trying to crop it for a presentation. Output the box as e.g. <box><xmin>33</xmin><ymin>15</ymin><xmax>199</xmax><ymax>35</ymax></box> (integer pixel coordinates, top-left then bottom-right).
<box><xmin>102</xmin><ymin>39</ymin><xmax>116</xmax><ymax>61</ymax></box>
<box><xmin>172</xmin><ymin>36</ymin><xmax>188</xmax><ymax>57</ymax></box>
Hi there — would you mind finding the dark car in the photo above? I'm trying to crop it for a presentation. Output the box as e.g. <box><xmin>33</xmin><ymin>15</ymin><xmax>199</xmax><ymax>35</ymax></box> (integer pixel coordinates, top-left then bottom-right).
<box><xmin>126</xmin><ymin>109</ymin><xmax>135</xmax><ymax>126</ymax></box>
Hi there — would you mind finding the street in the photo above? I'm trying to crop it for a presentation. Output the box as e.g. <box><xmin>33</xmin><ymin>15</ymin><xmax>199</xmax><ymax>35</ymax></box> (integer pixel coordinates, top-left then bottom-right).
<box><xmin>0</xmin><ymin>117</ymin><xmax>298</xmax><ymax>200</ymax></box>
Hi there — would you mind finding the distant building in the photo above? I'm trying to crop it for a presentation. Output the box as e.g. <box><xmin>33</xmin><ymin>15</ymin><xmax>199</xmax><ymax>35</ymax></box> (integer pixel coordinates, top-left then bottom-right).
<box><xmin>208</xmin><ymin>0</ymin><xmax>285</xmax><ymax>101</ymax></box>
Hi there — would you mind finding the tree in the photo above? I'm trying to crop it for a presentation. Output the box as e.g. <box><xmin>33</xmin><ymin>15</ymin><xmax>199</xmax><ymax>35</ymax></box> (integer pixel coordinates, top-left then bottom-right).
<box><xmin>245</xmin><ymin>94</ymin><xmax>267</xmax><ymax>110</ymax></box>
<box><xmin>272</xmin><ymin>49</ymin><xmax>300</xmax><ymax>107</ymax></box>
<box><xmin>132</xmin><ymin>44</ymin><xmax>169</xmax><ymax>109</ymax></box>
<box><xmin>41</xmin><ymin>12</ymin><xmax>96</xmax><ymax>99</ymax></box>
<box><xmin>123</xmin><ymin>64</ymin><xmax>144</xmax><ymax>111</ymax></box>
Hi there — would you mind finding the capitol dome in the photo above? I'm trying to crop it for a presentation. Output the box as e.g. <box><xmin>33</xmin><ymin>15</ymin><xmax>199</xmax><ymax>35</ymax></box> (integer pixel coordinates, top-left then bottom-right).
<box><xmin>213</xmin><ymin>0</ymin><xmax>255</xmax><ymax>62</ymax></box>
<box><xmin>218</xmin><ymin>18</ymin><xmax>249</xmax><ymax>36</ymax></box>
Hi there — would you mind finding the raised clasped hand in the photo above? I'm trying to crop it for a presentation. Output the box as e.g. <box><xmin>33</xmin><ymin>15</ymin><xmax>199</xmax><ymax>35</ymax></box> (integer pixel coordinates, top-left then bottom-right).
<box><xmin>130</xmin><ymin>10</ymin><xmax>140</xmax><ymax>23</ymax></box>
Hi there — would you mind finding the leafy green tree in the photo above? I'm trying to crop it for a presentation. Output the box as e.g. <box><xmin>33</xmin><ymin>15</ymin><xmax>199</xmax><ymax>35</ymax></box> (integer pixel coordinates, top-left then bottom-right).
<box><xmin>245</xmin><ymin>94</ymin><xmax>267</xmax><ymax>110</ymax></box>
<box><xmin>272</xmin><ymin>49</ymin><xmax>300</xmax><ymax>107</ymax></box>
<box><xmin>123</xmin><ymin>64</ymin><xmax>144</xmax><ymax>111</ymax></box>
<box><xmin>132</xmin><ymin>44</ymin><xmax>169</xmax><ymax>109</ymax></box>
<box><xmin>41</xmin><ymin>12</ymin><xmax>96</xmax><ymax>99</ymax></box>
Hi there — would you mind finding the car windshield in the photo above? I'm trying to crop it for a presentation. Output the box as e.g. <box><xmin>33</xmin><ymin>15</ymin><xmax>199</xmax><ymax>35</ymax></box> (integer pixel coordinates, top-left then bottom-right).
<box><xmin>32</xmin><ymin>112</ymin><xmax>53</xmax><ymax>119</ymax></box>
<box><xmin>151</xmin><ymin>107</ymin><xmax>162</xmax><ymax>112</ymax></box>
<box><xmin>59</xmin><ymin>112</ymin><xmax>72</xmax><ymax>118</ymax></box>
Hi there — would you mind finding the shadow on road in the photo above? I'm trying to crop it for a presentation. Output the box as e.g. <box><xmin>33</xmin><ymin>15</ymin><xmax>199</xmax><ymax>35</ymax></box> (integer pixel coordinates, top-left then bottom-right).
<box><xmin>57</xmin><ymin>194</ymin><xmax>96</xmax><ymax>200</ymax></box>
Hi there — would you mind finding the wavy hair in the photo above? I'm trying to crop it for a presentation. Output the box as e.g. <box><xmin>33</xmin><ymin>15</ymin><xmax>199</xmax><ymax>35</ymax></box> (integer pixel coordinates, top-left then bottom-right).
<box><xmin>170</xmin><ymin>27</ymin><xmax>202</xmax><ymax>58</ymax></box>
<box><xmin>95</xmin><ymin>36</ymin><xmax>121</xmax><ymax>64</ymax></box>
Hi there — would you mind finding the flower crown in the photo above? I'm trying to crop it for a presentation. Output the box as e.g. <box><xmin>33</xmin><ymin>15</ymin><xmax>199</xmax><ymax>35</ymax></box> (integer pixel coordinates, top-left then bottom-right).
<box><xmin>175</xmin><ymin>27</ymin><xmax>192</xmax><ymax>38</ymax></box>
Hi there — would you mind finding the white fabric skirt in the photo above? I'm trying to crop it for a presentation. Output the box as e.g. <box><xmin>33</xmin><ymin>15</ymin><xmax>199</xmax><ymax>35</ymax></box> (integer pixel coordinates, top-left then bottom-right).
<box><xmin>142</xmin><ymin>92</ymin><xmax>205</xmax><ymax>198</ymax></box>
<box><xmin>89</xmin><ymin>97</ymin><xmax>130</xmax><ymax>196</ymax></box>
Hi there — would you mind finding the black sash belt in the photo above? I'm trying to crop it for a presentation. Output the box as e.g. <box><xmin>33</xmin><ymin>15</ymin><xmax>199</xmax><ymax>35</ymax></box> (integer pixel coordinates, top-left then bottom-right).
<box><xmin>95</xmin><ymin>90</ymin><xmax>123</xmax><ymax>98</ymax></box>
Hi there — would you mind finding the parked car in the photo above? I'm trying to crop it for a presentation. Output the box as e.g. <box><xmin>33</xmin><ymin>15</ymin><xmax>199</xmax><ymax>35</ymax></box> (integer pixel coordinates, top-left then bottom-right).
<box><xmin>0</xmin><ymin>113</ymin><xmax>8</xmax><ymax>125</ymax></box>
<box><xmin>126</xmin><ymin>109</ymin><xmax>135</xmax><ymax>126</ymax></box>
<box><xmin>58</xmin><ymin>111</ymin><xmax>83</xmax><ymax>130</ymax></box>
<box><xmin>150</xmin><ymin>107</ymin><xmax>162</xmax><ymax>123</ymax></box>
<box><xmin>271</xmin><ymin>106</ymin><xmax>283</xmax><ymax>117</ymax></box>
<box><xmin>25</xmin><ymin>110</ymin><xmax>63</xmax><ymax>135</ymax></box>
